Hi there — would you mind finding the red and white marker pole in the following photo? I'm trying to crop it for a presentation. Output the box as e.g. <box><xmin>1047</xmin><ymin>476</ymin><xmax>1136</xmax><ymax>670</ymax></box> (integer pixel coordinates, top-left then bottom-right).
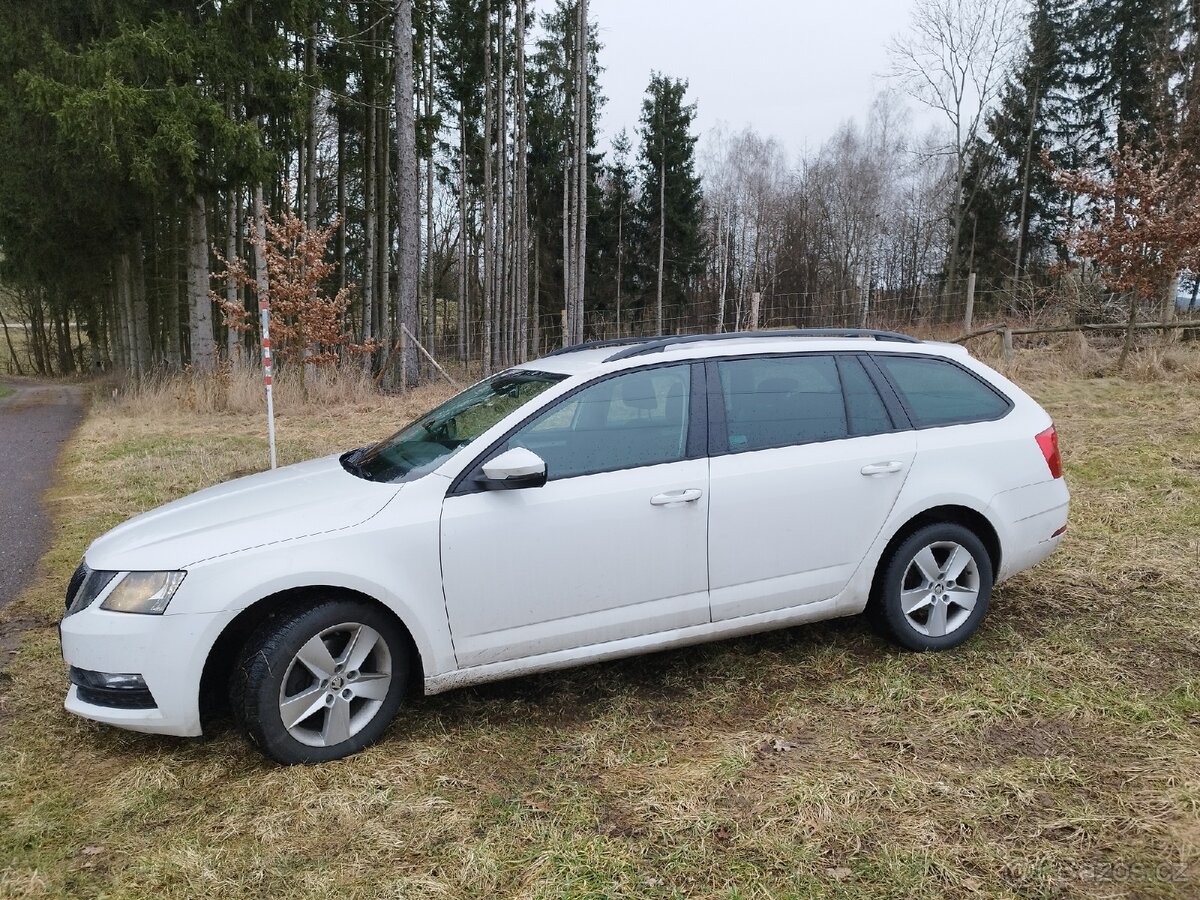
<box><xmin>259</xmin><ymin>297</ymin><xmax>278</xmax><ymax>469</ymax></box>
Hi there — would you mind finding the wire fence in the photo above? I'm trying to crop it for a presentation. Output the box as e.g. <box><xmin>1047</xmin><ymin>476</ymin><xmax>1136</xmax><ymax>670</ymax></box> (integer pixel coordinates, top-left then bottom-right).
<box><xmin>415</xmin><ymin>282</ymin><xmax>1199</xmax><ymax>375</ymax></box>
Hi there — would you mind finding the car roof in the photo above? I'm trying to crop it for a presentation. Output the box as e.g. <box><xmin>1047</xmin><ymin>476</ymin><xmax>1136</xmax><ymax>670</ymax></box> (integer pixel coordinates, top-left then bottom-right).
<box><xmin>516</xmin><ymin>333</ymin><xmax>969</xmax><ymax>377</ymax></box>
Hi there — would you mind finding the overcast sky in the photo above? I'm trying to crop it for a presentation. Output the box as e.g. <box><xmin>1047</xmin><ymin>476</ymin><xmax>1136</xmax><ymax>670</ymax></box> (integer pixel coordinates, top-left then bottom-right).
<box><xmin>587</xmin><ymin>0</ymin><xmax>922</xmax><ymax>159</ymax></box>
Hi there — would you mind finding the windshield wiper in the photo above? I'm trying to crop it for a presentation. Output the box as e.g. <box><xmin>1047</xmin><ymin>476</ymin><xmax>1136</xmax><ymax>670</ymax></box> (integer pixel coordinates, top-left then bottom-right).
<box><xmin>339</xmin><ymin>447</ymin><xmax>373</xmax><ymax>481</ymax></box>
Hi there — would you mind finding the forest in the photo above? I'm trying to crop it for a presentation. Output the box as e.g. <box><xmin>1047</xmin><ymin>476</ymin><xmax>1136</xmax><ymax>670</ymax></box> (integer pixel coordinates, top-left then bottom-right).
<box><xmin>0</xmin><ymin>0</ymin><xmax>1198</xmax><ymax>384</ymax></box>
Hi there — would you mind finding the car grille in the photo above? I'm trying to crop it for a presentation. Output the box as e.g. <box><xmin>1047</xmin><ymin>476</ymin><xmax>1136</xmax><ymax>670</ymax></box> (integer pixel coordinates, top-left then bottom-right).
<box><xmin>64</xmin><ymin>563</ymin><xmax>117</xmax><ymax>617</ymax></box>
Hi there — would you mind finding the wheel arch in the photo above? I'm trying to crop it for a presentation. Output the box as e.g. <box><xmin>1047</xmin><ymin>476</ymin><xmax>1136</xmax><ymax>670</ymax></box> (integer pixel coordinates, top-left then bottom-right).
<box><xmin>867</xmin><ymin>504</ymin><xmax>1002</xmax><ymax>609</ymax></box>
<box><xmin>198</xmin><ymin>585</ymin><xmax>426</xmax><ymax>729</ymax></box>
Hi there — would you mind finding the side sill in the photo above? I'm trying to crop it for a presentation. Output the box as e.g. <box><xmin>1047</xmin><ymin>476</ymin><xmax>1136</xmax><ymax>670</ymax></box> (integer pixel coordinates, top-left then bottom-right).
<box><xmin>423</xmin><ymin>592</ymin><xmax>862</xmax><ymax>695</ymax></box>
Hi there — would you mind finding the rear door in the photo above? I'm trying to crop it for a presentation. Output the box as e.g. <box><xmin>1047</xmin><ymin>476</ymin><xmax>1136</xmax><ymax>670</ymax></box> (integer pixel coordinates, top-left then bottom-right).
<box><xmin>706</xmin><ymin>353</ymin><xmax>916</xmax><ymax>621</ymax></box>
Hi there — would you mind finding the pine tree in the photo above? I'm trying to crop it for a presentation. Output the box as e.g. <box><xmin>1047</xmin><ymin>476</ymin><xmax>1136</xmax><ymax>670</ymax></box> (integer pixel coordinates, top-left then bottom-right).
<box><xmin>1073</xmin><ymin>0</ymin><xmax>1184</xmax><ymax>154</ymax></box>
<box><xmin>636</xmin><ymin>73</ymin><xmax>703</xmax><ymax>333</ymax></box>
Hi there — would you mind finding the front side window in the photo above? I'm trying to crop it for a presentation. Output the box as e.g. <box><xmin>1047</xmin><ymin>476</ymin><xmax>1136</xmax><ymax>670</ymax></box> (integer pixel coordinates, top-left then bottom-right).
<box><xmin>718</xmin><ymin>355</ymin><xmax>847</xmax><ymax>451</ymax></box>
<box><xmin>355</xmin><ymin>370</ymin><xmax>565</xmax><ymax>482</ymax></box>
<box><xmin>874</xmin><ymin>355</ymin><xmax>1010</xmax><ymax>428</ymax></box>
<box><xmin>499</xmin><ymin>365</ymin><xmax>692</xmax><ymax>481</ymax></box>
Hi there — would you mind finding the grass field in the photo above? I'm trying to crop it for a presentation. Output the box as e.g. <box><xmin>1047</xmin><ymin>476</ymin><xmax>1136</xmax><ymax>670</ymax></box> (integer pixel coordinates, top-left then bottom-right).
<box><xmin>1</xmin><ymin>351</ymin><xmax>1198</xmax><ymax>899</ymax></box>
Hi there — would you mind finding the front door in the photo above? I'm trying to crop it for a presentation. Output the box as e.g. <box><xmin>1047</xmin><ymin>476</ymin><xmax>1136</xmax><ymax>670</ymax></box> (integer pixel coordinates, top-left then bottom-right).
<box><xmin>440</xmin><ymin>363</ymin><xmax>710</xmax><ymax>667</ymax></box>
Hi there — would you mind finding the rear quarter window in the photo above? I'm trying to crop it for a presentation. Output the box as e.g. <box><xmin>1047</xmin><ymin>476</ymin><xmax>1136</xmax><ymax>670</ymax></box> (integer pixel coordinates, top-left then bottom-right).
<box><xmin>875</xmin><ymin>355</ymin><xmax>1010</xmax><ymax>427</ymax></box>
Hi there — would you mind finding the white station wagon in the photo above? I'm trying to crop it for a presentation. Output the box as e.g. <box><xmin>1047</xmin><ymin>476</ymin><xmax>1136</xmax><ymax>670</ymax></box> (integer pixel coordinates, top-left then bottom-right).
<box><xmin>61</xmin><ymin>330</ymin><xmax>1068</xmax><ymax>763</ymax></box>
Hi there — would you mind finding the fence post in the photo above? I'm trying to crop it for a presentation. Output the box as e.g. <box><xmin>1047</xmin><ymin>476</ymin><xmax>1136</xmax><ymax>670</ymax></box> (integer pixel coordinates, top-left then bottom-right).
<box><xmin>749</xmin><ymin>292</ymin><xmax>762</xmax><ymax>331</ymax></box>
<box><xmin>400</xmin><ymin>324</ymin><xmax>459</xmax><ymax>388</ymax></box>
<box><xmin>963</xmin><ymin>272</ymin><xmax>976</xmax><ymax>336</ymax></box>
<box><xmin>1000</xmin><ymin>327</ymin><xmax>1014</xmax><ymax>363</ymax></box>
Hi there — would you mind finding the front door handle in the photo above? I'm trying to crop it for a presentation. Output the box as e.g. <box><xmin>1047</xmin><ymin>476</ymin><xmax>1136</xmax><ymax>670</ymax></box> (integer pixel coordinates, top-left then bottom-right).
<box><xmin>860</xmin><ymin>461</ymin><xmax>904</xmax><ymax>476</ymax></box>
<box><xmin>650</xmin><ymin>488</ymin><xmax>703</xmax><ymax>506</ymax></box>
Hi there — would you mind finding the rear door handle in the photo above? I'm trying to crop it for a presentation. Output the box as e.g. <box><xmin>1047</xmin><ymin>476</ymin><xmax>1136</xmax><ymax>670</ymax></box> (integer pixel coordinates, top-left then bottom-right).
<box><xmin>650</xmin><ymin>489</ymin><xmax>703</xmax><ymax>506</ymax></box>
<box><xmin>860</xmin><ymin>461</ymin><xmax>904</xmax><ymax>476</ymax></box>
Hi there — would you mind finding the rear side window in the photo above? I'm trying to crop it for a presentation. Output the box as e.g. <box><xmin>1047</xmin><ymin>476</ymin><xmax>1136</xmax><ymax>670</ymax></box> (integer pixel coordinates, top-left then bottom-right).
<box><xmin>838</xmin><ymin>356</ymin><xmax>893</xmax><ymax>436</ymax></box>
<box><xmin>718</xmin><ymin>355</ymin><xmax>847</xmax><ymax>451</ymax></box>
<box><xmin>875</xmin><ymin>355</ymin><xmax>1010</xmax><ymax>427</ymax></box>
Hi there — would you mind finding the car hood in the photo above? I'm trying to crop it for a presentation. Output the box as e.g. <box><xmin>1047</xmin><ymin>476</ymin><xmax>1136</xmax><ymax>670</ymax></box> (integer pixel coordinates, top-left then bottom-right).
<box><xmin>86</xmin><ymin>454</ymin><xmax>402</xmax><ymax>571</ymax></box>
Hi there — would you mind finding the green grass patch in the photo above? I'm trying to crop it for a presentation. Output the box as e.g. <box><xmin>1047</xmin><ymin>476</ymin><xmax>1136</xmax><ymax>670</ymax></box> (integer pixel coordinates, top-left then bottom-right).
<box><xmin>1</xmin><ymin>365</ymin><xmax>1198</xmax><ymax>898</ymax></box>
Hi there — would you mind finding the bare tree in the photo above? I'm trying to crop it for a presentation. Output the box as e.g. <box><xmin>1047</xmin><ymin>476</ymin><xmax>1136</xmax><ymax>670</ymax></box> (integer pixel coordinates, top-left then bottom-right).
<box><xmin>888</xmin><ymin>0</ymin><xmax>1018</xmax><ymax>296</ymax></box>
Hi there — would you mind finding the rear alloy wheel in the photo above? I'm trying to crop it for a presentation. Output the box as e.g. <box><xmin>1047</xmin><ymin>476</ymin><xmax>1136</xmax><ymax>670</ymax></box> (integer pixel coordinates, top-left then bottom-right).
<box><xmin>232</xmin><ymin>598</ymin><xmax>409</xmax><ymax>764</ymax></box>
<box><xmin>876</xmin><ymin>523</ymin><xmax>994</xmax><ymax>651</ymax></box>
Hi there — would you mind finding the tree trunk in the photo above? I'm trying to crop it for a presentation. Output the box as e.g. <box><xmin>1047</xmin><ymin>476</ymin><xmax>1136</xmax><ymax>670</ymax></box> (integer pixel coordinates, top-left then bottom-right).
<box><xmin>1118</xmin><ymin>294</ymin><xmax>1139</xmax><ymax>370</ymax></box>
<box><xmin>306</xmin><ymin>29</ymin><xmax>319</xmax><ymax>231</ymax></box>
<box><xmin>363</xmin><ymin>97</ymin><xmax>376</xmax><ymax>375</ymax></box>
<box><xmin>165</xmin><ymin>211</ymin><xmax>182</xmax><ymax>370</ymax></box>
<box><xmin>562</xmin><ymin>152</ymin><xmax>572</xmax><ymax>347</ymax></box>
<box><xmin>394</xmin><ymin>0</ymin><xmax>420</xmax><ymax>388</ymax></box>
<box><xmin>532</xmin><ymin>227</ymin><xmax>540</xmax><ymax>357</ymax></box>
<box><xmin>716</xmin><ymin>209</ymin><xmax>728</xmax><ymax>333</ymax></box>
<box><xmin>516</xmin><ymin>0</ymin><xmax>529</xmax><ymax>361</ymax></box>
<box><xmin>424</xmin><ymin>0</ymin><xmax>436</xmax><ymax>364</ymax></box>
<box><xmin>656</xmin><ymin>106</ymin><xmax>666</xmax><ymax>335</ymax></box>
<box><xmin>187</xmin><ymin>194</ymin><xmax>215</xmax><ymax>372</ymax></box>
<box><xmin>226</xmin><ymin>190</ymin><xmax>241</xmax><ymax>362</ymax></box>
<box><xmin>0</xmin><ymin>306</ymin><xmax>24</xmax><ymax>375</ymax></box>
<box><xmin>337</xmin><ymin>122</ymin><xmax>347</xmax><ymax>295</ymax></box>
<box><xmin>573</xmin><ymin>0</ymin><xmax>588</xmax><ymax>345</ymax></box>
<box><xmin>378</xmin><ymin>96</ymin><xmax>391</xmax><ymax>374</ymax></box>
<box><xmin>131</xmin><ymin>232</ymin><xmax>151</xmax><ymax>372</ymax></box>
<box><xmin>482</xmin><ymin>0</ymin><xmax>495</xmax><ymax>373</ymax></box>
<box><xmin>457</xmin><ymin>99</ymin><xmax>468</xmax><ymax>362</ymax></box>
<box><xmin>253</xmin><ymin>184</ymin><xmax>271</xmax><ymax>341</ymax></box>
<box><xmin>1013</xmin><ymin>81</ymin><xmax>1040</xmax><ymax>290</ymax></box>
<box><xmin>497</xmin><ymin>0</ymin><xmax>508</xmax><ymax>367</ymax></box>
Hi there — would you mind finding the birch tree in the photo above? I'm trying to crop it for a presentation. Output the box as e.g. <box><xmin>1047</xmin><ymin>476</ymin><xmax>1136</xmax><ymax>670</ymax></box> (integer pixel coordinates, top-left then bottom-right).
<box><xmin>888</xmin><ymin>0</ymin><xmax>1019</xmax><ymax>297</ymax></box>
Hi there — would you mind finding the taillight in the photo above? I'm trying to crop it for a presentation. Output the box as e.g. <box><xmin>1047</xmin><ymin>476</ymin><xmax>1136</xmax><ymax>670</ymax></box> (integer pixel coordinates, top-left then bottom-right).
<box><xmin>1035</xmin><ymin>426</ymin><xmax>1062</xmax><ymax>479</ymax></box>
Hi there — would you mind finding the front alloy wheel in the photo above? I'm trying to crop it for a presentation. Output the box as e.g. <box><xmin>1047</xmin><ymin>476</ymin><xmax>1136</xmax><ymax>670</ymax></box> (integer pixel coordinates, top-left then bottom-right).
<box><xmin>278</xmin><ymin>623</ymin><xmax>393</xmax><ymax>748</ymax></box>
<box><xmin>876</xmin><ymin>522</ymin><xmax>994</xmax><ymax>651</ymax></box>
<box><xmin>232</xmin><ymin>598</ymin><xmax>409</xmax><ymax>764</ymax></box>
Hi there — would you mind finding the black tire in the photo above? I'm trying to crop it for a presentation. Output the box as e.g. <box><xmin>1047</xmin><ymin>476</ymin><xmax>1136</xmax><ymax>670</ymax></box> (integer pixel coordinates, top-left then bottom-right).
<box><xmin>230</xmin><ymin>597</ymin><xmax>409</xmax><ymax>764</ymax></box>
<box><xmin>874</xmin><ymin>522</ymin><xmax>994</xmax><ymax>652</ymax></box>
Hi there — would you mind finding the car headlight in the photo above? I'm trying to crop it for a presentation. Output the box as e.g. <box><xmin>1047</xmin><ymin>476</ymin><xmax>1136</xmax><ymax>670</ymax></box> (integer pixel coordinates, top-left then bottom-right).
<box><xmin>100</xmin><ymin>571</ymin><xmax>187</xmax><ymax>615</ymax></box>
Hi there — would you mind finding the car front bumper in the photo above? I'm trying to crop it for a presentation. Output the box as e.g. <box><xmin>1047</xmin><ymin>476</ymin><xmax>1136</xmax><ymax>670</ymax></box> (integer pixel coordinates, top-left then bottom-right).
<box><xmin>60</xmin><ymin>604</ymin><xmax>236</xmax><ymax>737</ymax></box>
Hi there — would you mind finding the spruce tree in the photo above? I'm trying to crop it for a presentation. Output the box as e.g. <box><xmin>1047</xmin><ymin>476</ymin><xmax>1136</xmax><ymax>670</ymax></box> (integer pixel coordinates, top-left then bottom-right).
<box><xmin>635</xmin><ymin>73</ymin><xmax>703</xmax><ymax>333</ymax></box>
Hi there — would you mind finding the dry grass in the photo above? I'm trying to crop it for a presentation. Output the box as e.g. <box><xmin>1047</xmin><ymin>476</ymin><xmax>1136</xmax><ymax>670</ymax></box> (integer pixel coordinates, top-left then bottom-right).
<box><xmin>1</xmin><ymin>345</ymin><xmax>1199</xmax><ymax>899</ymax></box>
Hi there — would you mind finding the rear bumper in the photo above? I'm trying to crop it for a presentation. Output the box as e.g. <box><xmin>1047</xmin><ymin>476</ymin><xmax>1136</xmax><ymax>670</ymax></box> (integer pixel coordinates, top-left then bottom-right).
<box><xmin>988</xmin><ymin>478</ymin><xmax>1070</xmax><ymax>582</ymax></box>
<box><xmin>59</xmin><ymin>606</ymin><xmax>235</xmax><ymax>737</ymax></box>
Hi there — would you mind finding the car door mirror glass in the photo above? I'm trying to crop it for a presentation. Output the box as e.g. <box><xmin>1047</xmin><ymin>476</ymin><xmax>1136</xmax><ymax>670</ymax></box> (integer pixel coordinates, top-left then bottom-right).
<box><xmin>480</xmin><ymin>447</ymin><xmax>547</xmax><ymax>489</ymax></box>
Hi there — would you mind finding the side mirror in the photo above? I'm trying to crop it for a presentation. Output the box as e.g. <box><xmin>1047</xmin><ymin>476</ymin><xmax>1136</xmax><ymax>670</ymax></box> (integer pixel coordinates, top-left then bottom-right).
<box><xmin>479</xmin><ymin>447</ymin><xmax>547</xmax><ymax>489</ymax></box>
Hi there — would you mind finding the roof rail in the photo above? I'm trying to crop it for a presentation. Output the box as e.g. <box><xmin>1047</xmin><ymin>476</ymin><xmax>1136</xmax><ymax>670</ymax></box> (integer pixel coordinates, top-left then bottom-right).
<box><xmin>603</xmin><ymin>328</ymin><xmax>920</xmax><ymax>361</ymax></box>
<box><xmin>543</xmin><ymin>336</ymin><xmax>654</xmax><ymax>357</ymax></box>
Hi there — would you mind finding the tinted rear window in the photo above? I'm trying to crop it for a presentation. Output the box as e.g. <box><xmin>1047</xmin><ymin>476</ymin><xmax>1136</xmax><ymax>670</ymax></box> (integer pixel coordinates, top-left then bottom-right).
<box><xmin>718</xmin><ymin>355</ymin><xmax>847</xmax><ymax>451</ymax></box>
<box><xmin>839</xmin><ymin>356</ymin><xmax>893</xmax><ymax>436</ymax></box>
<box><xmin>875</xmin><ymin>355</ymin><xmax>1009</xmax><ymax>427</ymax></box>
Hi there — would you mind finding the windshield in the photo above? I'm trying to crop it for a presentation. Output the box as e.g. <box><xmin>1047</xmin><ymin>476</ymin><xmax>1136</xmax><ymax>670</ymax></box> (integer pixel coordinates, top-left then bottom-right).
<box><xmin>350</xmin><ymin>369</ymin><xmax>567</xmax><ymax>483</ymax></box>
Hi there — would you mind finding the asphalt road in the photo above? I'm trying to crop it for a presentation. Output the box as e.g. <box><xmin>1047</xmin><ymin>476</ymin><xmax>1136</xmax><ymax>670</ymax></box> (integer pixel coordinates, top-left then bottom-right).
<box><xmin>0</xmin><ymin>379</ymin><xmax>84</xmax><ymax>609</ymax></box>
